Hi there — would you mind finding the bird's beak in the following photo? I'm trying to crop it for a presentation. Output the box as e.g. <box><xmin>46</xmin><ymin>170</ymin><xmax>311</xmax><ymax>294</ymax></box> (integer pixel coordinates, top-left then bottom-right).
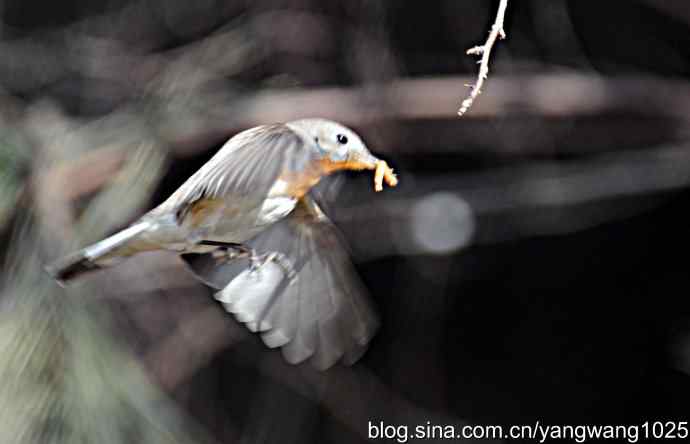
<box><xmin>348</xmin><ymin>150</ymin><xmax>380</xmax><ymax>169</ymax></box>
<box><xmin>319</xmin><ymin>149</ymin><xmax>397</xmax><ymax>191</ymax></box>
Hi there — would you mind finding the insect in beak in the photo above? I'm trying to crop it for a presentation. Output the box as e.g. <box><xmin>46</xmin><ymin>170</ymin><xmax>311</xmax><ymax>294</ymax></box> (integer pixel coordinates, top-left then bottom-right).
<box><xmin>350</xmin><ymin>150</ymin><xmax>398</xmax><ymax>192</ymax></box>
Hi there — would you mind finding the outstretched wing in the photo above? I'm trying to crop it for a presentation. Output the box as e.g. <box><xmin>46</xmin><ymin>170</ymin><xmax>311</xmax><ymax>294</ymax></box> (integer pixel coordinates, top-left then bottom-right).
<box><xmin>158</xmin><ymin>124</ymin><xmax>317</xmax><ymax>217</ymax></box>
<box><xmin>180</xmin><ymin>196</ymin><xmax>379</xmax><ymax>369</ymax></box>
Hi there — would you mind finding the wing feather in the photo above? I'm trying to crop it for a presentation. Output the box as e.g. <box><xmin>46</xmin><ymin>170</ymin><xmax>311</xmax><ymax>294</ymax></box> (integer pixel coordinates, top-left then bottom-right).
<box><xmin>160</xmin><ymin>124</ymin><xmax>316</xmax><ymax>217</ymax></box>
<box><xmin>180</xmin><ymin>196</ymin><xmax>379</xmax><ymax>369</ymax></box>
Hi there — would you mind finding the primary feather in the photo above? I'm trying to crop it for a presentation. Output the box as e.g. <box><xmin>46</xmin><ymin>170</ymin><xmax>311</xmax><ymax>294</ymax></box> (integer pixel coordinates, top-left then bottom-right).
<box><xmin>156</xmin><ymin>124</ymin><xmax>316</xmax><ymax>215</ymax></box>
<box><xmin>182</xmin><ymin>197</ymin><xmax>379</xmax><ymax>369</ymax></box>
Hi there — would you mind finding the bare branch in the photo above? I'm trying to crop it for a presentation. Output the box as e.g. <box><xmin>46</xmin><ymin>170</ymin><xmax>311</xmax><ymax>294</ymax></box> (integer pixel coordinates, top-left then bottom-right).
<box><xmin>458</xmin><ymin>0</ymin><xmax>509</xmax><ymax>116</ymax></box>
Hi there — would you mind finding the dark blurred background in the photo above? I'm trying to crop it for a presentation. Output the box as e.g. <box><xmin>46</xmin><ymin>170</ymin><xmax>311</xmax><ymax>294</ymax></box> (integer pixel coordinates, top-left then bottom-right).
<box><xmin>1</xmin><ymin>1</ymin><xmax>689</xmax><ymax>443</ymax></box>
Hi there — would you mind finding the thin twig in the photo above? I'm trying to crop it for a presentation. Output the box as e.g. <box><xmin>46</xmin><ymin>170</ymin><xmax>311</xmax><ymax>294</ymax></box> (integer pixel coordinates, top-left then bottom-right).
<box><xmin>458</xmin><ymin>0</ymin><xmax>509</xmax><ymax>116</ymax></box>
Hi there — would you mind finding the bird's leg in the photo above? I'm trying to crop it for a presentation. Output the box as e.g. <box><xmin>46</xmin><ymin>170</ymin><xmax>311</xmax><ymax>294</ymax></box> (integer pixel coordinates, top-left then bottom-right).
<box><xmin>251</xmin><ymin>251</ymin><xmax>297</xmax><ymax>283</ymax></box>
<box><xmin>198</xmin><ymin>240</ymin><xmax>297</xmax><ymax>283</ymax></box>
<box><xmin>199</xmin><ymin>240</ymin><xmax>253</xmax><ymax>262</ymax></box>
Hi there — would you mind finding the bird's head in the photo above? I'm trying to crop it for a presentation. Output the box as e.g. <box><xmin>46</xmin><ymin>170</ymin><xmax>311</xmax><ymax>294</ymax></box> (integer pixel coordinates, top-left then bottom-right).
<box><xmin>286</xmin><ymin>118</ymin><xmax>397</xmax><ymax>191</ymax></box>
<box><xmin>287</xmin><ymin>118</ymin><xmax>379</xmax><ymax>168</ymax></box>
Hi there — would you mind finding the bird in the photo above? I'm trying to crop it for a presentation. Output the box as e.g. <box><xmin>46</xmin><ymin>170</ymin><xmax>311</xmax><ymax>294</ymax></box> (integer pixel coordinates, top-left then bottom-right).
<box><xmin>46</xmin><ymin>118</ymin><xmax>398</xmax><ymax>369</ymax></box>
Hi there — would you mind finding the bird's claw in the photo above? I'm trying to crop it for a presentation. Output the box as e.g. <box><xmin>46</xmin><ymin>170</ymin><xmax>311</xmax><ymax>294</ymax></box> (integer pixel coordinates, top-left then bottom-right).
<box><xmin>203</xmin><ymin>240</ymin><xmax>297</xmax><ymax>284</ymax></box>
<box><xmin>249</xmin><ymin>251</ymin><xmax>297</xmax><ymax>284</ymax></box>
<box><xmin>214</xmin><ymin>244</ymin><xmax>253</xmax><ymax>264</ymax></box>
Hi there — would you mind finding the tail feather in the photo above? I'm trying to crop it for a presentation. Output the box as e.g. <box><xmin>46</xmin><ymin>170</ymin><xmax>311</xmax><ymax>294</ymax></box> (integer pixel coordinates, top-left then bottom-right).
<box><xmin>46</xmin><ymin>221</ymin><xmax>153</xmax><ymax>284</ymax></box>
<box><xmin>45</xmin><ymin>251</ymin><xmax>102</xmax><ymax>284</ymax></box>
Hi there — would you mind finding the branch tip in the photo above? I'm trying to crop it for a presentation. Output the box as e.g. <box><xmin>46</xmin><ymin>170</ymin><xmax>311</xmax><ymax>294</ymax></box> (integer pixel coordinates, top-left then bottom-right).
<box><xmin>457</xmin><ymin>0</ymin><xmax>509</xmax><ymax>117</ymax></box>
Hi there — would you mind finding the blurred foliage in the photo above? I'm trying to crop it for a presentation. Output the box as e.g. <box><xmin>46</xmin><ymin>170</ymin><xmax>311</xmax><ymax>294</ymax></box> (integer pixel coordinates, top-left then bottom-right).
<box><xmin>0</xmin><ymin>259</ymin><xmax>213</xmax><ymax>444</ymax></box>
<box><xmin>0</xmin><ymin>126</ymin><xmax>29</xmax><ymax>229</ymax></box>
<box><xmin>0</xmin><ymin>137</ymin><xmax>213</xmax><ymax>443</ymax></box>
<box><xmin>77</xmin><ymin>143</ymin><xmax>167</xmax><ymax>242</ymax></box>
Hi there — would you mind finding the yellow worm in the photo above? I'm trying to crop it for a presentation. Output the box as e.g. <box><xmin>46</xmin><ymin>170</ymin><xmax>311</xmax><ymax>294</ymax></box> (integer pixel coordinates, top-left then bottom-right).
<box><xmin>374</xmin><ymin>160</ymin><xmax>398</xmax><ymax>192</ymax></box>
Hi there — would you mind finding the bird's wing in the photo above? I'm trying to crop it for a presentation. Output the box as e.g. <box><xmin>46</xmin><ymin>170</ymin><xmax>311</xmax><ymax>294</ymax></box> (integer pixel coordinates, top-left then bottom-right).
<box><xmin>180</xmin><ymin>195</ymin><xmax>379</xmax><ymax>369</ymax></box>
<box><xmin>162</xmin><ymin>124</ymin><xmax>317</xmax><ymax>217</ymax></box>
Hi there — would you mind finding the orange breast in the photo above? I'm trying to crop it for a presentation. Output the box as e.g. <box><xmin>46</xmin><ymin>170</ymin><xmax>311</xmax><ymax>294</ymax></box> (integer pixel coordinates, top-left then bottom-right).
<box><xmin>278</xmin><ymin>158</ymin><xmax>373</xmax><ymax>199</ymax></box>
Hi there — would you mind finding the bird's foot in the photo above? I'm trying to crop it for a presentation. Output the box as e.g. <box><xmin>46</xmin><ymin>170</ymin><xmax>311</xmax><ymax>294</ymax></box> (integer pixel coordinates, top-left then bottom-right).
<box><xmin>198</xmin><ymin>240</ymin><xmax>296</xmax><ymax>284</ymax></box>
<box><xmin>249</xmin><ymin>251</ymin><xmax>297</xmax><ymax>284</ymax></box>
<box><xmin>200</xmin><ymin>240</ymin><xmax>252</xmax><ymax>262</ymax></box>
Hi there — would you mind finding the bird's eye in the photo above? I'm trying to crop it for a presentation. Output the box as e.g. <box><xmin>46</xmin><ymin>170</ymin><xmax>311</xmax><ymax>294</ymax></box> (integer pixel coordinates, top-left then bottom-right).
<box><xmin>336</xmin><ymin>134</ymin><xmax>348</xmax><ymax>145</ymax></box>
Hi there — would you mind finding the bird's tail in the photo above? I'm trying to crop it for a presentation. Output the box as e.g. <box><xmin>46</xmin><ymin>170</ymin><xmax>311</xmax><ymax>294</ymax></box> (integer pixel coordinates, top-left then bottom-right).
<box><xmin>46</xmin><ymin>221</ymin><xmax>153</xmax><ymax>284</ymax></box>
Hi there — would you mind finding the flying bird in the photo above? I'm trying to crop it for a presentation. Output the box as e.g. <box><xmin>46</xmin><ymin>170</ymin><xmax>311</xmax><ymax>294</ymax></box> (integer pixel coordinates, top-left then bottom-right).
<box><xmin>47</xmin><ymin>118</ymin><xmax>397</xmax><ymax>369</ymax></box>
